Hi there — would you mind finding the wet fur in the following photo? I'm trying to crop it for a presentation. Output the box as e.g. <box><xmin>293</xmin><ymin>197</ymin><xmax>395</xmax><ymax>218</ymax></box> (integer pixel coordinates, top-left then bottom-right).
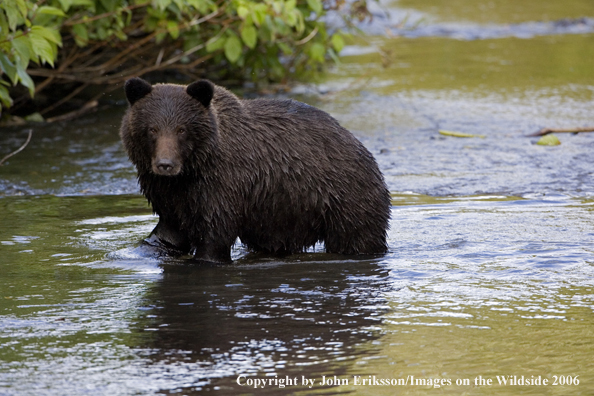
<box><xmin>120</xmin><ymin>78</ymin><xmax>391</xmax><ymax>263</ymax></box>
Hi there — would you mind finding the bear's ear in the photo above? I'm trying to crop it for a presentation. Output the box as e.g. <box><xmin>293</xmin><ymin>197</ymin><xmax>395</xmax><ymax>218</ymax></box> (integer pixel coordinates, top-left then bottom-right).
<box><xmin>186</xmin><ymin>80</ymin><xmax>214</xmax><ymax>108</ymax></box>
<box><xmin>124</xmin><ymin>77</ymin><xmax>152</xmax><ymax>106</ymax></box>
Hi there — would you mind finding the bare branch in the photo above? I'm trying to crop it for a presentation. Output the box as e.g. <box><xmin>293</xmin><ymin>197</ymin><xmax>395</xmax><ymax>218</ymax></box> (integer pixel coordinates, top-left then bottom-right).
<box><xmin>0</xmin><ymin>129</ymin><xmax>33</xmax><ymax>166</ymax></box>
<box><xmin>527</xmin><ymin>127</ymin><xmax>594</xmax><ymax>137</ymax></box>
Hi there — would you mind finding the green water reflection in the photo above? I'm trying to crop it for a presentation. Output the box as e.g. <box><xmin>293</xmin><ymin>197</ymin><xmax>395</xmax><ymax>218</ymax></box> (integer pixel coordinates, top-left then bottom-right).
<box><xmin>392</xmin><ymin>0</ymin><xmax>594</xmax><ymax>24</ymax></box>
<box><xmin>336</xmin><ymin>34</ymin><xmax>594</xmax><ymax>99</ymax></box>
<box><xmin>302</xmin><ymin>285</ymin><xmax>594</xmax><ymax>395</ymax></box>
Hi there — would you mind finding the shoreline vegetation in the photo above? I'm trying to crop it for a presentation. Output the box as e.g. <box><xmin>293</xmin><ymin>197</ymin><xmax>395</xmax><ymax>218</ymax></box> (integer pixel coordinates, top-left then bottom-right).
<box><xmin>0</xmin><ymin>0</ymin><xmax>373</xmax><ymax>124</ymax></box>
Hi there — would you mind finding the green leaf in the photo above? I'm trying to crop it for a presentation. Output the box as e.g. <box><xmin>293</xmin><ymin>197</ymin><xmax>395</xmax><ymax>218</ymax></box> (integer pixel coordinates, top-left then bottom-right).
<box><xmin>277</xmin><ymin>42</ymin><xmax>292</xmax><ymax>55</ymax></box>
<box><xmin>187</xmin><ymin>0</ymin><xmax>210</xmax><ymax>14</ymax></box>
<box><xmin>206</xmin><ymin>35</ymin><xmax>226</xmax><ymax>53</ymax></box>
<box><xmin>99</xmin><ymin>0</ymin><xmax>118</xmax><ymax>12</ymax></box>
<box><xmin>153</xmin><ymin>0</ymin><xmax>171</xmax><ymax>11</ymax></box>
<box><xmin>240</xmin><ymin>25</ymin><xmax>257</xmax><ymax>49</ymax></box>
<box><xmin>4</xmin><ymin>1</ymin><xmax>22</xmax><ymax>30</ymax></box>
<box><xmin>0</xmin><ymin>12</ymin><xmax>9</xmax><ymax>36</ymax></box>
<box><xmin>29</xmin><ymin>31</ymin><xmax>56</xmax><ymax>66</ymax></box>
<box><xmin>285</xmin><ymin>9</ymin><xmax>297</xmax><ymax>27</ymax></box>
<box><xmin>16</xmin><ymin>65</ymin><xmax>35</xmax><ymax>97</ymax></box>
<box><xmin>0</xmin><ymin>53</ymin><xmax>18</xmax><ymax>84</ymax></box>
<box><xmin>253</xmin><ymin>4</ymin><xmax>267</xmax><ymax>26</ymax></box>
<box><xmin>56</xmin><ymin>0</ymin><xmax>72</xmax><ymax>12</ymax></box>
<box><xmin>331</xmin><ymin>33</ymin><xmax>344</xmax><ymax>52</ymax></box>
<box><xmin>72</xmin><ymin>24</ymin><xmax>89</xmax><ymax>46</ymax></box>
<box><xmin>96</xmin><ymin>26</ymin><xmax>107</xmax><ymax>40</ymax></box>
<box><xmin>306</xmin><ymin>0</ymin><xmax>322</xmax><ymax>15</ymax></box>
<box><xmin>237</xmin><ymin>6</ymin><xmax>249</xmax><ymax>19</ymax></box>
<box><xmin>36</xmin><ymin>6</ymin><xmax>67</xmax><ymax>17</ymax></box>
<box><xmin>31</xmin><ymin>26</ymin><xmax>62</xmax><ymax>46</ymax></box>
<box><xmin>71</xmin><ymin>0</ymin><xmax>95</xmax><ymax>7</ymax></box>
<box><xmin>224</xmin><ymin>34</ymin><xmax>242</xmax><ymax>63</ymax></box>
<box><xmin>272</xmin><ymin>1</ymin><xmax>282</xmax><ymax>15</ymax></box>
<box><xmin>289</xmin><ymin>9</ymin><xmax>304</xmax><ymax>33</ymax></box>
<box><xmin>308</xmin><ymin>42</ymin><xmax>325</xmax><ymax>62</ymax></box>
<box><xmin>12</xmin><ymin>35</ymin><xmax>35</xmax><ymax>67</ymax></box>
<box><xmin>167</xmin><ymin>20</ymin><xmax>180</xmax><ymax>39</ymax></box>
<box><xmin>15</xmin><ymin>0</ymin><xmax>28</xmax><ymax>17</ymax></box>
<box><xmin>155</xmin><ymin>31</ymin><xmax>167</xmax><ymax>44</ymax></box>
<box><xmin>0</xmin><ymin>84</ymin><xmax>14</xmax><ymax>108</ymax></box>
<box><xmin>284</xmin><ymin>0</ymin><xmax>296</xmax><ymax>13</ymax></box>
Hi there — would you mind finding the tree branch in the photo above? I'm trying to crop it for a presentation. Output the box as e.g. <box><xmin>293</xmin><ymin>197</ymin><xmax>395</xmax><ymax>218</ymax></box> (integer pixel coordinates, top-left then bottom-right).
<box><xmin>527</xmin><ymin>127</ymin><xmax>594</xmax><ymax>137</ymax></box>
<box><xmin>0</xmin><ymin>129</ymin><xmax>33</xmax><ymax>166</ymax></box>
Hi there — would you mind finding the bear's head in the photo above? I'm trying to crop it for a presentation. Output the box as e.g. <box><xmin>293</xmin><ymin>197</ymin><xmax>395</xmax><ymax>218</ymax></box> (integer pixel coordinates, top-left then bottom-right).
<box><xmin>120</xmin><ymin>77</ymin><xmax>217</xmax><ymax>177</ymax></box>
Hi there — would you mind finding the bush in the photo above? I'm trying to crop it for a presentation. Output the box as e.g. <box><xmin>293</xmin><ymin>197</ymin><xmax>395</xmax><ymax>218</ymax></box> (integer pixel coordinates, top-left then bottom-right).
<box><xmin>0</xmin><ymin>0</ymin><xmax>373</xmax><ymax>118</ymax></box>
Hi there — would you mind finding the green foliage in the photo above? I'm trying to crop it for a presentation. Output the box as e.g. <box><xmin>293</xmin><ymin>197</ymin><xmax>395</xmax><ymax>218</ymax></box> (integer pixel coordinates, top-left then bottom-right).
<box><xmin>0</xmin><ymin>0</ymin><xmax>372</xmax><ymax>114</ymax></box>
<box><xmin>1</xmin><ymin>0</ymin><xmax>63</xmax><ymax>107</ymax></box>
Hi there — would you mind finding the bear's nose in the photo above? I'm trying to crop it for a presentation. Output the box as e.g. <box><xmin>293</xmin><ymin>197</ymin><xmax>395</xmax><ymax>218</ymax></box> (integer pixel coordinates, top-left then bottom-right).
<box><xmin>156</xmin><ymin>159</ymin><xmax>175</xmax><ymax>173</ymax></box>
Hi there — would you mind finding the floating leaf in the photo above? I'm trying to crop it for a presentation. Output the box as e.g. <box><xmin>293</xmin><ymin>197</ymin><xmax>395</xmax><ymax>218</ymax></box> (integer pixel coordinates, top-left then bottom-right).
<box><xmin>536</xmin><ymin>134</ymin><xmax>561</xmax><ymax>146</ymax></box>
<box><xmin>439</xmin><ymin>130</ymin><xmax>486</xmax><ymax>138</ymax></box>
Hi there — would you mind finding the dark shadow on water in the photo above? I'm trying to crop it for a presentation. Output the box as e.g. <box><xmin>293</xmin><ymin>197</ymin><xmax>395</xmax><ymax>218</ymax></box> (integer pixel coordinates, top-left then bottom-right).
<box><xmin>132</xmin><ymin>255</ymin><xmax>392</xmax><ymax>394</ymax></box>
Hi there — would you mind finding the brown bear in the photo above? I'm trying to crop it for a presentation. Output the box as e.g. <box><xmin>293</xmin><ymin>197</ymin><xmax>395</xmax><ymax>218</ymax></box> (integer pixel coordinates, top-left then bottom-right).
<box><xmin>120</xmin><ymin>77</ymin><xmax>391</xmax><ymax>263</ymax></box>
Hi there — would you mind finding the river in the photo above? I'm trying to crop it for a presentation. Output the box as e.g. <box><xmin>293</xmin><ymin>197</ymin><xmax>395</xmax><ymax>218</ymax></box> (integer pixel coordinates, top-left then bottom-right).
<box><xmin>1</xmin><ymin>0</ymin><xmax>593</xmax><ymax>394</ymax></box>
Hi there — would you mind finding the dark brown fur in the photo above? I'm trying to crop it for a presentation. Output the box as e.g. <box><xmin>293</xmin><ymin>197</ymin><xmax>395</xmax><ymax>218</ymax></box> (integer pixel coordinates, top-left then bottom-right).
<box><xmin>120</xmin><ymin>78</ymin><xmax>391</xmax><ymax>263</ymax></box>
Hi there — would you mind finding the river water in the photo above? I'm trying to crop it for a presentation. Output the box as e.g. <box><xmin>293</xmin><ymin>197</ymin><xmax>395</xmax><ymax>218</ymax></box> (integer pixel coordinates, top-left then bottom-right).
<box><xmin>1</xmin><ymin>1</ymin><xmax>594</xmax><ymax>395</ymax></box>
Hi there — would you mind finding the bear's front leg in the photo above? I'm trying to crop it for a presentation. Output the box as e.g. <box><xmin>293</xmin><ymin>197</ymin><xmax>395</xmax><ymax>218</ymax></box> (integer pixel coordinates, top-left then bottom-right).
<box><xmin>190</xmin><ymin>241</ymin><xmax>233</xmax><ymax>263</ymax></box>
<box><xmin>146</xmin><ymin>217</ymin><xmax>191</xmax><ymax>253</ymax></box>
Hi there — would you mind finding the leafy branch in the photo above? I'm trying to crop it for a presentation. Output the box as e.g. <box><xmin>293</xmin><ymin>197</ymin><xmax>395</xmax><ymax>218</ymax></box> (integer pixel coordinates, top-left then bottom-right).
<box><xmin>0</xmin><ymin>0</ymin><xmax>374</xmax><ymax>120</ymax></box>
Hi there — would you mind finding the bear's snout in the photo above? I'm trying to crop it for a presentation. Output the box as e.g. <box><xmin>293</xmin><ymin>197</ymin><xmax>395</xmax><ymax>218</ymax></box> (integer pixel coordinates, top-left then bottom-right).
<box><xmin>152</xmin><ymin>155</ymin><xmax>181</xmax><ymax>175</ymax></box>
<box><xmin>155</xmin><ymin>159</ymin><xmax>176</xmax><ymax>175</ymax></box>
<box><xmin>152</xmin><ymin>136</ymin><xmax>182</xmax><ymax>176</ymax></box>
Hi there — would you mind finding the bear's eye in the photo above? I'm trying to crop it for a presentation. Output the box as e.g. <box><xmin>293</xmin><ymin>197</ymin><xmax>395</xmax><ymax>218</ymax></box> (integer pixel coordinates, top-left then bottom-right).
<box><xmin>148</xmin><ymin>127</ymin><xmax>157</xmax><ymax>135</ymax></box>
<box><xmin>178</xmin><ymin>127</ymin><xmax>187</xmax><ymax>135</ymax></box>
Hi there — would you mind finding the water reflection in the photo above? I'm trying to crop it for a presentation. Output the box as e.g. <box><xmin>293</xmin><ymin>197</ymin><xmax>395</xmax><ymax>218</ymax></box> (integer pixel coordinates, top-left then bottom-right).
<box><xmin>134</xmin><ymin>257</ymin><xmax>391</xmax><ymax>393</ymax></box>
